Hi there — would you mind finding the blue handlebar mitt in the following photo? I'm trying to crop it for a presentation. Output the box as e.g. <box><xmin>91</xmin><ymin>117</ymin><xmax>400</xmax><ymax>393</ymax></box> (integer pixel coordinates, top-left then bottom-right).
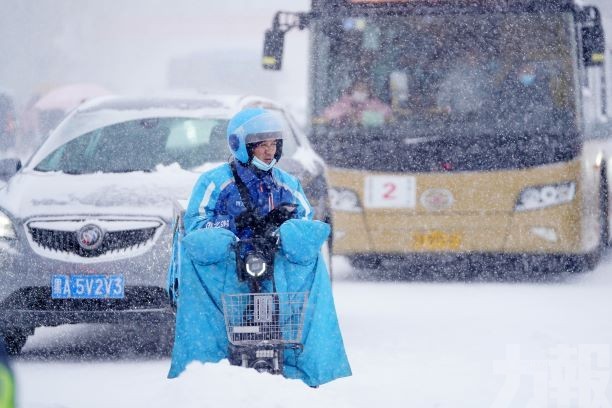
<box><xmin>279</xmin><ymin>219</ymin><xmax>330</xmax><ymax>265</ymax></box>
<box><xmin>182</xmin><ymin>228</ymin><xmax>236</xmax><ymax>265</ymax></box>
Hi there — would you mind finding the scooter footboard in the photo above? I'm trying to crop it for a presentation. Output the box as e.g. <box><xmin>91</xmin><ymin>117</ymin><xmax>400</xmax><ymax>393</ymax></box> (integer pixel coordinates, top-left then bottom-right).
<box><xmin>222</xmin><ymin>292</ymin><xmax>309</xmax><ymax>346</ymax></box>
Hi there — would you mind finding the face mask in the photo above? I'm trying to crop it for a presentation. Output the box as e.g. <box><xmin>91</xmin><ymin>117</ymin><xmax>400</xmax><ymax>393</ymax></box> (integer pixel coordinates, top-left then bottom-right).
<box><xmin>352</xmin><ymin>91</ymin><xmax>369</xmax><ymax>102</ymax></box>
<box><xmin>251</xmin><ymin>156</ymin><xmax>277</xmax><ymax>171</ymax></box>
<box><xmin>519</xmin><ymin>73</ymin><xmax>536</xmax><ymax>86</ymax></box>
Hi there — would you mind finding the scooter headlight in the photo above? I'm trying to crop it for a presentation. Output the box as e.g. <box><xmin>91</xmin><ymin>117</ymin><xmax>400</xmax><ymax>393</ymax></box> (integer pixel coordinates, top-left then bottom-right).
<box><xmin>245</xmin><ymin>253</ymin><xmax>267</xmax><ymax>277</ymax></box>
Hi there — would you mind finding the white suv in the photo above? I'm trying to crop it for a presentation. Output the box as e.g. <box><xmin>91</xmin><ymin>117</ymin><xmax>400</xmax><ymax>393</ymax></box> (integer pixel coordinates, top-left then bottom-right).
<box><xmin>0</xmin><ymin>94</ymin><xmax>331</xmax><ymax>354</ymax></box>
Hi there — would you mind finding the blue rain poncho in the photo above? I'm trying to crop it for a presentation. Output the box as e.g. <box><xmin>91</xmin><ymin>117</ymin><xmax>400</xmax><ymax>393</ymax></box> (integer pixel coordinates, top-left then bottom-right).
<box><xmin>167</xmin><ymin>219</ymin><xmax>352</xmax><ymax>387</ymax></box>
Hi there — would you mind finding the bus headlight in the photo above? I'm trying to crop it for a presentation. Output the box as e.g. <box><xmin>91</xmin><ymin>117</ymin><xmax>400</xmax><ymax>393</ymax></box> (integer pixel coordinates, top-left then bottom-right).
<box><xmin>515</xmin><ymin>182</ymin><xmax>576</xmax><ymax>212</ymax></box>
<box><xmin>329</xmin><ymin>187</ymin><xmax>362</xmax><ymax>213</ymax></box>
<box><xmin>0</xmin><ymin>209</ymin><xmax>16</xmax><ymax>240</ymax></box>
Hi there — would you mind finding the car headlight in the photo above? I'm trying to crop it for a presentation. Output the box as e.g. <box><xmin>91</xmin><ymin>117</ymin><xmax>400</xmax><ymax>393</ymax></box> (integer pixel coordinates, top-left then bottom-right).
<box><xmin>0</xmin><ymin>209</ymin><xmax>16</xmax><ymax>239</ymax></box>
<box><xmin>329</xmin><ymin>187</ymin><xmax>362</xmax><ymax>213</ymax></box>
<box><xmin>515</xmin><ymin>182</ymin><xmax>576</xmax><ymax>212</ymax></box>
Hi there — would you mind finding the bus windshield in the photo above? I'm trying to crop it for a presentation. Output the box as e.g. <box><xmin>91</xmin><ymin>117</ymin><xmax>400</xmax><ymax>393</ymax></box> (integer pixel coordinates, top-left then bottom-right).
<box><xmin>311</xmin><ymin>12</ymin><xmax>580</xmax><ymax>172</ymax></box>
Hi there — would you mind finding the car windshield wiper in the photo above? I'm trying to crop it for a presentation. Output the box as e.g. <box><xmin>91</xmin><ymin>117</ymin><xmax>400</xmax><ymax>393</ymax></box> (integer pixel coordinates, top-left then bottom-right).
<box><xmin>47</xmin><ymin>168</ymin><xmax>154</xmax><ymax>175</ymax></box>
<box><xmin>61</xmin><ymin>169</ymin><xmax>84</xmax><ymax>175</ymax></box>
<box><xmin>111</xmin><ymin>168</ymin><xmax>153</xmax><ymax>173</ymax></box>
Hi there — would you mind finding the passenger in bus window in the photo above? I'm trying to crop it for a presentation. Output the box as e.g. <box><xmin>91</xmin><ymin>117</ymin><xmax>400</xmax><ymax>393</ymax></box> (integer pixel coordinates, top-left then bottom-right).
<box><xmin>321</xmin><ymin>80</ymin><xmax>392</xmax><ymax>127</ymax></box>
<box><xmin>389</xmin><ymin>51</ymin><xmax>441</xmax><ymax>115</ymax></box>
<box><xmin>498</xmin><ymin>62</ymin><xmax>555</xmax><ymax>122</ymax></box>
<box><xmin>435</xmin><ymin>47</ymin><xmax>496</xmax><ymax>116</ymax></box>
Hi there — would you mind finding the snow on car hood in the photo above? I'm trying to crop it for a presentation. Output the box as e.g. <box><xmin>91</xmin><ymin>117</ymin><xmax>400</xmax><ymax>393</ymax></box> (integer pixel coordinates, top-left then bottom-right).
<box><xmin>0</xmin><ymin>163</ymin><xmax>224</xmax><ymax>221</ymax></box>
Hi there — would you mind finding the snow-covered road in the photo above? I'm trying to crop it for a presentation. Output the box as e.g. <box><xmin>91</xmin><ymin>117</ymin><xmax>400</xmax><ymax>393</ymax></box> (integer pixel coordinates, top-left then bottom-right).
<box><xmin>13</xmin><ymin>255</ymin><xmax>612</xmax><ymax>407</ymax></box>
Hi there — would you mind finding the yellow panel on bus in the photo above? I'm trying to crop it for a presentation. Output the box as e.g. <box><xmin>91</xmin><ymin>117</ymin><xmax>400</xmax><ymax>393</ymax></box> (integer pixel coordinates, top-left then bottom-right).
<box><xmin>329</xmin><ymin>159</ymin><xmax>597</xmax><ymax>255</ymax></box>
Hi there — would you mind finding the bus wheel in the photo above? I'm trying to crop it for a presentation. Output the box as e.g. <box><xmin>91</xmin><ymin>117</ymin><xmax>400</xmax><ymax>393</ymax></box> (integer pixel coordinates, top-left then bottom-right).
<box><xmin>1</xmin><ymin>328</ymin><xmax>28</xmax><ymax>355</ymax></box>
<box><xmin>350</xmin><ymin>255</ymin><xmax>381</xmax><ymax>271</ymax></box>
<box><xmin>585</xmin><ymin>179</ymin><xmax>609</xmax><ymax>271</ymax></box>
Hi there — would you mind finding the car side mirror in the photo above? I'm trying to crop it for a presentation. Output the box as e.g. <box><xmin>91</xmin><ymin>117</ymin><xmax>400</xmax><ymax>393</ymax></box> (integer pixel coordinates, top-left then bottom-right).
<box><xmin>580</xmin><ymin>6</ymin><xmax>605</xmax><ymax>67</ymax></box>
<box><xmin>262</xmin><ymin>29</ymin><xmax>285</xmax><ymax>71</ymax></box>
<box><xmin>0</xmin><ymin>158</ymin><xmax>22</xmax><ymax>181</ymax></box>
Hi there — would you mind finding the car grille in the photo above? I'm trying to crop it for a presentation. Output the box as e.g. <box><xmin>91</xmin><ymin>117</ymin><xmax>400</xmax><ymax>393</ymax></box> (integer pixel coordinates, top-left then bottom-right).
<box><xmin>29</xmin><ymin>227</ymin><xmax>157</xmax><ymax>257</ymax></box>
<box><xmin>25</xmin><ymin>218</ymin><xmax>164</xmax><ymax>263</ymax></box>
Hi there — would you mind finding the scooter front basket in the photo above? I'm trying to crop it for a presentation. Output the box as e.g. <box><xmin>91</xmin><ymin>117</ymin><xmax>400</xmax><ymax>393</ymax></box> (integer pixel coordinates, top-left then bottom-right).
<box><xmin>222</xmin><ymin>291</ymin><xmax>309</xmax><ymax>346</ymax></box>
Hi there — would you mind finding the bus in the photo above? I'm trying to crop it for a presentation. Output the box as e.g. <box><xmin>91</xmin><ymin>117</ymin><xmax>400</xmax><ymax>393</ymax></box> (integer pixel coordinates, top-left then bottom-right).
<box><xmin>262</xmin><ymin>0</ymin><xmax>610</xmax><ymax>274</ymax></box>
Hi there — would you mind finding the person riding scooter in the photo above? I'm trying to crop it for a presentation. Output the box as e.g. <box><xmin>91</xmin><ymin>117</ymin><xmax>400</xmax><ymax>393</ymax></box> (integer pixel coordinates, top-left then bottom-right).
<box><xmin>183</xmin><ymin>107</ymin><xmax>312</xmax><ymax>237</ymax></box>
<box><xmin>168</xmin><ymin>108</ymin><xmax>352</xmax><ymax>387</ymax></box>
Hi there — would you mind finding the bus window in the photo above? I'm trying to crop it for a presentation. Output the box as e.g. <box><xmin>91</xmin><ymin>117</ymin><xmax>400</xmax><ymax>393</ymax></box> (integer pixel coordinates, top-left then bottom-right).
<box><xmin>310</xmin><ymin>12</ymin><xmax>579</xmax><ymax>172</ymax></box>
<box><xmin>314</xmin><ymin>13</ymin><xmax>577</xmax><ymax>137</ymax></box>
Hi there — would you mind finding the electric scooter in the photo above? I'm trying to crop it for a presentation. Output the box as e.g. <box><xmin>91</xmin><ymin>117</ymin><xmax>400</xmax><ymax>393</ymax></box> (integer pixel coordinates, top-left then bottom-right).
<box><xmin>221</xmin><ymin>204</ymin><xmax>309</xmax><ymax>374</ymax></box>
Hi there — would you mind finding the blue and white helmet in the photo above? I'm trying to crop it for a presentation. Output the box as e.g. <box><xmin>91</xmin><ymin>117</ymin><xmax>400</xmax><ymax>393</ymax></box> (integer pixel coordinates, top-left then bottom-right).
<box><xmin>226</xmin><ymin>108</ymin><xmax>285</xmax><ymax>164</ymax></box>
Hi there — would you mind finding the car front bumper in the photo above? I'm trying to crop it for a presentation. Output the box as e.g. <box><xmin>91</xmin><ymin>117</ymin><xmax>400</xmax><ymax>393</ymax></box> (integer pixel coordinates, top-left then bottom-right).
<box><xmin>0</xmin><ymin>229</ymin><xmax>174</xmax><ymax>329</ymax></box>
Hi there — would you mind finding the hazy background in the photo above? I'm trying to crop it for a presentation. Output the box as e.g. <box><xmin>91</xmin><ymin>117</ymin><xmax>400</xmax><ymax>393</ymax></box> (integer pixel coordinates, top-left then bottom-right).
<box><xmin>0</xmin><ymin>0</ymin><xmax>310</xmax><ymax>120</ymax></box>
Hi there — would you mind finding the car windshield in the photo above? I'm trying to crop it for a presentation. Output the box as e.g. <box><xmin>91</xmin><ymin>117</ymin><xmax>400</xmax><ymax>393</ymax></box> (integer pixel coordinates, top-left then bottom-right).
<box><xmin>35</xmin><ymin>116</ymin><xmax>298</xmax><ymax>174</ymax></box>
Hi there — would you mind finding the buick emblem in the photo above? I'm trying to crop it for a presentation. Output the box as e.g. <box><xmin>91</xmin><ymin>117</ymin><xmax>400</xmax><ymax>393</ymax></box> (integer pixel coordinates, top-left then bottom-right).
<box><xmin>77</xmin><ymin>224</ymin><xmax>104</xmax><ymax>250</ymax></box>
<box><xmin>420</xmin><ymin>189</ymin><xmax>454</xmax><ymax>211</ymax></box>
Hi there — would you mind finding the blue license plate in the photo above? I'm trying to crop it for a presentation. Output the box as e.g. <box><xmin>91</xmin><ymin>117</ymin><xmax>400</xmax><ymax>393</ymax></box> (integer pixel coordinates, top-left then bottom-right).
<box><xmin>51</xmin><ymin>274</ymin><xmax>125</xmax><ymax>299</ymax></box>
